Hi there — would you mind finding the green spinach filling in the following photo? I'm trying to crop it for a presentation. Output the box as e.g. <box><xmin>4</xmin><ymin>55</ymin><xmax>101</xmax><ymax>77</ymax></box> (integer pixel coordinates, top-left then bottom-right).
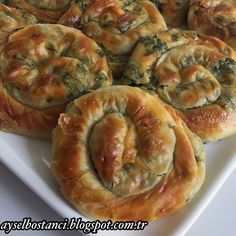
<box><xmin>140</xmin><ymin>35</ymin><xmax>168</xmax><ymax>56</ymax></box>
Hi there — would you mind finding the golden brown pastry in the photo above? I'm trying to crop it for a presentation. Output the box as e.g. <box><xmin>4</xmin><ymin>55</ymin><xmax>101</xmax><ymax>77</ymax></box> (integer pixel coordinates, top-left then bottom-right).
<box><xmin>0</xmin><ymin>3</ymin><xmax>37</xmax><ymax>51</ymax></box>
<box><xmin>0</xmin><ymin>24</ymin><xmax>112</xmax><ymax>138</ymax></box>
<box><xmin>188</xmin><ymin>0</ymin><xmax>236</xmax><ymax>50</ymax></box>
<box><xmin>8</xmin><ymin>0</ymin><xmax>74</xmax><ymax>23</ymax></box>
<box><xmin>150</xmin><ymin>0</ymin><xmax>190</xmax><ymax>27</ymax></box>
<box><xmin>52</xmin><ymin>86</ymin><xmax>205</xmax><ymax>221</ymax></box>
<box><xmin>122</xmin><ymin>29</ymin><xmax>236</xmax><ymax>143</ymax></box>
<box><xmin>58</xmin><ymin>0</ymin><xmax>93</xmax><ymax>27</ymax></box>
<box><xmin>59</xmin><ymin>0</ymin><xmax>167</xmax><ymax>78</ymax></box>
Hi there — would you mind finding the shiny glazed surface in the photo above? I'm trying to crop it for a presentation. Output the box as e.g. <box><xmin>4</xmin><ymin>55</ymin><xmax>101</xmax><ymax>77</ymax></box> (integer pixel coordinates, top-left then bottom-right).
<box><xmin>52</xmin><ymin>86</ymin><xmax>205</xmax><ymax>221</ymax></box>
<box><xmin>122</xmin><ymin>29</ymin><xmax>236</xmax><ymax>142</ymax></box>
<box><xmin>0</xmin><ymin>24</ymin><xmax>112</xmax><ymax>137</ymax></box>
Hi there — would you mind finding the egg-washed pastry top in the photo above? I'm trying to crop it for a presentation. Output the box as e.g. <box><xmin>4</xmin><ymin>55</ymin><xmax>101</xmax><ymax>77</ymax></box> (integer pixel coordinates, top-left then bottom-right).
<box><xmin>122</xmin><ymin>29</ymin><xmax>236</xmax><ymax>143</ymax></box>
<box><xmin>0</xmin><ymin>24</ymin><xmax>112</xmax><ymax>138</ymax></box>
<box><xmin>59</xmin><ymin>0</ymin><xmax>167</xmax><ymax>78</ymax></box>
<box><xmin>58</xmin><ymin>0</ymin><xmax>93</xmax><ymax>27</ymax></box>
<box><xmin>8</xmin><ymin>0</ymin><xmax>75</xmax><ymax>23</ymax></box>
<box><xmin>188</xmin><ymin>0</ymin><xmax>236</xmax><ymax>50</ymax></box>
<box><xmin>150</xmin><ymin>0</ymin><xmax>190</xmax><ymax>27</ymax></box>
<box><xmin>0</xmin><ymin>3</ymin><xmax>38</xmax><ymax>51</ymax></box>
<box><xmin>52</xmin><ymin>86</ymin><xmax>205</xmax><ymax>221</ymax></box>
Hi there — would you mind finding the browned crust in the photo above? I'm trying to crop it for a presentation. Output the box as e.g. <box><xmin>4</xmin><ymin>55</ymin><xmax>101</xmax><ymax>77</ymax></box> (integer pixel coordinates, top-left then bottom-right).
<box><xmin>188</xmin><ymin>0</ymin><xmax>236</xmax><ymax>50</ymax></box>
<box><xmin>0</xmin><ymin>3</ymin><xmax>38</xmax><ymax>52</ymax></box>
<box><xmin>122</xmin><ymin>29</ymin><xmax>236</xmax><ymax>142</ymax></box>
<box><xmin>176</xmin><ymin>105</ymin><xmax>236</xmax><ymax>143</ymax></box>
<box><xmin>59</xmin><ymin>0</ymin><xmax>167</xmax><ymax>78</ymax></box>
<box><xmin>157</xmin><ymin>0</ymin><xmax>190</xmax><ymax>27</ymax></box>
<box><xmin>0</xmin><ymin>80</ymin><xmax>66</xmax><ymax>138</ymax></box>
<box><xmin>0</xmin><ymin>24</ymin><xmax>112</xmax><ymax>138</ymax></box>
<box><xmin>52</xmin><ymin>86</ymin><xmax>205</xmax><ymax>221</ymax></box>
<box><xmin>8</xmin><ymin>0</ymin><xmax>71</xmax><ymax>23</ymax></box>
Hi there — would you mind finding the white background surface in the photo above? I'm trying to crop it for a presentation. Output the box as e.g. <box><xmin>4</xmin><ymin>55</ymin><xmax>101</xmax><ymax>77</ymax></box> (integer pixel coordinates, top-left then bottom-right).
<box><xmin>0</xmin><ymin>162</ymin><xmax>235</xmax><ymax>236</ymax></box>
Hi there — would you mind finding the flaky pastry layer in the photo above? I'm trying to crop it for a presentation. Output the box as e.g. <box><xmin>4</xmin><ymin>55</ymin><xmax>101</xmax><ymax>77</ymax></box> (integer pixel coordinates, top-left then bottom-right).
<box><xmin>122</xmin><ymin>29</ymin><xmax>236</xmax><ymax>142</ymax></box>
<box><xmin>0</xmin><ymin>24</ymin><xmax>112</xmax><ymax>137</ymax></box>
<box><xmin>8</xmin><ymin>0</ymin><xmax>73</xmax><ymax>23</ymax></box>
<box><xmin>58</xmin><ymin>0</ymin><xmax>167</xmax><ymax>78</ymax></box>
<box><xmin>0</xmin><ymin>3</ymin><xmax>37</xmax><ymax>51</ymax></box>
<box><xmin>52</xmin><ymin>86</ymin><xmax>205</xmax><ymax>221</ymax></box>
<box><xmin>188</xmin><ymin>0</ymin><xmax>236</xmax><ymax>50</ymax></box>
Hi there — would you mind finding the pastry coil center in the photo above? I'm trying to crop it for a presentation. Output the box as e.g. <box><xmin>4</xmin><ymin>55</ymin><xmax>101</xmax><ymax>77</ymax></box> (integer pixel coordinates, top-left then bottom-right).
<box><xmin>156</xmin><ymin>45</ymin><xmax>224</xmax><ymax>109</ymax></box>
<box><xmin>89</xmin><ymin>111</ymin><xmax>175</xmax><ymax>197</ymax></box>
<box><xmin>82</xmin><ymin>0</ymin><xmax>151</xmax><ymax>33</ymax></box>
<box><xmin>52</xmin><ymin>86</ymin><xmax>205</xmax><ymax>221</ymax></box>
<box><xmin>188</xmin><ymin>0</ymin><xmax>236</xmax><ymax>49</ymax></box>
<box><xmin>79</xmin><ymin>0</ymin><xmax>167</xmax><ymax>55</ymax></box>
<box><xmin>121</xmin><ymin>29</ymin><xmax>236</xmax><ymax>142</ymax></box>
<box><xmin>0</xmin><ymin>24</ymin><xmax>112</xmax><ymax>110</ymax></box>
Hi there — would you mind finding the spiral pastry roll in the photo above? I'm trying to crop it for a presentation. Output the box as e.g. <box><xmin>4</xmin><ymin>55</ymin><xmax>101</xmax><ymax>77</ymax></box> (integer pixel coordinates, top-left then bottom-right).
<box><xmin>151</xmin><ymin>0</ymin><xmax>190</xmax><ymax>27</ymax></box>
<box><xmin>0</xmin><ymin>3</ymin><xmax>37</xmax><ymax>51</ymax></box>
<box><xmin>8</xmin><ymin>0</ymin><xmax>75</xmax><ymax>23</ymax></box>
<box><xmin>0</xmin><ymin>24</ymin><xmax>112</xmax><ymax>138</ymax></box>
<box><xmin>188</xmin><ymin>0</ymin><xmax>236</xmax><ymax>50</ymax></box>
<box><xmin>59</xmin><ymin>0</ymin><xmax>167</xmax><ymax>78</ymax></box>
<box><xmin>52</xmin><ymin>86</ymin><xmax>205</xmax><ymax>221</ymax></box>
<box><xmin>122</xmin><ymin>29</ymin><xmax>236</xmax><ymax>142</ymax></box>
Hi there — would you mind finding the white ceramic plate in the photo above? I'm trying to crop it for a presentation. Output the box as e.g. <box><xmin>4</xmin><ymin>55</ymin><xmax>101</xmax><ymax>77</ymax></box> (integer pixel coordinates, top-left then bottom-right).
<box><xmin>1</xmin><ymin>132</ymin><xmax>236</xmax><ymax>236</ymax></box>
<box><xmin>1</xmin><ymin>0</ymin><xmax>236</xmax><ymax>234</ymax></box>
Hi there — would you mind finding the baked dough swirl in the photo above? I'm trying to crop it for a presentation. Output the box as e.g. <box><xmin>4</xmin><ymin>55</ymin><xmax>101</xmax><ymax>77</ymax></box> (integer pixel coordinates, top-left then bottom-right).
<box><xmin>0</xmin><ymin>3</ymin><xmax>37</xmax><ymax>51</ymax></box>
<box><xmin>188</xmin><ymin>0</ymin><xmax>236</xmax><ymax>50</ymax></box>
<box><xmin>8</xmin><ymin>0</ymin><xmax>74</xmax><ymax>23</ymax></box>
<box><xmin>59</xmin><ymin>0</ymin><xmax>167</xmax><ymax>78</ymax></box>
<box><xmin>0</xmin><ymin>24</ymin><xmax>112</xmax><ymax>137</ymax></box>
<box><xmin>122</xmin><ymin>29</ymin><xmax>236</xmax><ymax>142</ymax></box>
<box><xmin>150</xmin><ymin>0</ymin><xmax>190</xmax><ymax>27</ymax></box>
<box><xmin>52</xmin><ymin>86</ymin><xmax>205</xmax><ymax>221</ymax></box>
